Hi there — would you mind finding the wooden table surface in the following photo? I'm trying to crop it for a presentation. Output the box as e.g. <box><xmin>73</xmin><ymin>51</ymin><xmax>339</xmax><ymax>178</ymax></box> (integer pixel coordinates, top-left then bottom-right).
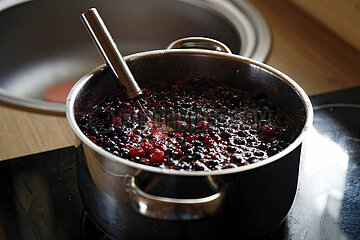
<box><xmin>0</xmin><ymin>0</ymin><xmax>359</xmax><ymax>161</ymax></box>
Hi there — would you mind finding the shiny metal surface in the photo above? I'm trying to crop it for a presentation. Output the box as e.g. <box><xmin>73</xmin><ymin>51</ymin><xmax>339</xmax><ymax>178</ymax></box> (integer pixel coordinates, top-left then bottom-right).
<box><xmin>81</xmin><ymin>8</ymin><xmax>142</xmax><ymax>99</ymax></box>
<box><xmin>0</xmin><ymin>0</ymin><xmax>271</xmax><ymax>112</ymax></box>
<box><xmin>1</xmin><ymin>88</ymin><xmax>360</xmax><ymax>240</ymax></box>
<box><xmin>128</xmin><ymin>176</ymin><xmax>225</xmax><ymax>220</ymax></box>
<box><xmin>66</xmin><ymin>44</ymin><xmax>312</xmax><ymax>238</ymax></box>
<box><xmin>231</xmin><ymin>0</ymin><xmax>272</xmax><ymax>61</ymax></box>
<box><xmin>167</xmin><ymin>37</ymin><xmax>232</xmax><ymax>54</ymax></box>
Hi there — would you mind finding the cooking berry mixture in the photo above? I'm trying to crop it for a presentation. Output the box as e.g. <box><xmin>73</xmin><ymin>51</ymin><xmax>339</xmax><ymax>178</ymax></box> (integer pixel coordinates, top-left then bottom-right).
<box><xmin>78</xmin><ymin>79</ymin><xmax>297</xmax><ymax>171</ymax></box>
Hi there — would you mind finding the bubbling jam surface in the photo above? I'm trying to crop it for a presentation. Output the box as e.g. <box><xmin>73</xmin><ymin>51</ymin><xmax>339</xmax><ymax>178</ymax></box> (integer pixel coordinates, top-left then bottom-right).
<box><xmin>78</xmin><ymin>79</ymin><xmax>297</xmax><ymax>171</ymax></box>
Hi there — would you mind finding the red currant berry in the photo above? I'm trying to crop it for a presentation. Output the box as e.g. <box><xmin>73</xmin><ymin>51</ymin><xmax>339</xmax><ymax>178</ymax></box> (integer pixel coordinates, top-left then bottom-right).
<box><xmin>186</xmin><ymin>135</ymin><xmax>198</xmax><ymax>142</ymax></box>
<box><xmin>203</xmin><ymin>134</ymin><xmax>211</xmax><ymax>144</ymax></box>
<box><xmin>173</xmin><ymin>113</ymin><xmax>181</xmax><ymax>119</ymax></box>
<box><xmin>130</xmin><ymin>147</ymin><xmax>145</xmax><ymax>158</ymax></box>
<box><xmin>141</xmin><ymin>158</ymin><xmax>151</xmax><ymax>165</ymax></box>
<box><xmin>119</xmin><ymin>102</ymin><xmax>133</xmax><ymax>110</ymax></box>
<box><xmin>198</xmin><ymin>120</ymin><xmax>210</xmax><ymax>130</ymax></box>
<box><xmin>150</xmin><ymin>149</ymin><xmax>165</xmax><ymax>162</ymax></box>
<box><xmin>140</xmin><ymin>142</ymin><xmax>153</xmax><ymax>155</ymax></box>
<box><xmin>262</xmin><ymin>124</ymin><xmax>276</xmax><ymax>137</ymax></box>
<box><xmin>111</xmin><ymin>117</ymin><xmax>122</xmax><ymax>125</ymax></box>
<box><xmin>89</xmin><ymin>136</ymin><xmax>96</xmax><ymax>142</ymax></box>
<box><xmin>173</xmin><ymin>120</ymin><xmax>188</xmax><ymax>131</ymax></box>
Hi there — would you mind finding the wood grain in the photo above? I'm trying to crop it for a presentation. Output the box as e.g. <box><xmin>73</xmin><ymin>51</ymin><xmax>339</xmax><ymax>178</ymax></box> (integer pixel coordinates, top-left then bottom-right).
<box><xmin>0</xmin><ymin>0</ymin><xmax>360</xmax><ymax>161</ymax></box>
<box><xmin>249</xmin><ymin>0</ymin><xmax>360</xmax><ymax>95</ymax></box>
<box><xmin>289</xmin><ymin>0</ymin><xmax>360</xmax><ymax>53</ymax></box>
<box><xmin>0</xmin><ymin>103</ymin><xmax>75</xmax><ymax>161</ymax></box>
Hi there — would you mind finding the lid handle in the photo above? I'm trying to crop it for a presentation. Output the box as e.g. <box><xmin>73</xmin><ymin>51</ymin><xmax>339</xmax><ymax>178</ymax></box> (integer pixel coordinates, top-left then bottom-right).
<box><xmin>167</xmin><ymin>37</ymin><xmax>232</xmax><ymax>54</ymax></box>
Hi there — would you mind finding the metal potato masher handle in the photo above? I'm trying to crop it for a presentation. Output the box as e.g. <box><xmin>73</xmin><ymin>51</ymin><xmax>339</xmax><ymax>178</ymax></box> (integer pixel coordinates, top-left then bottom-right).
<box><xmin>81</xmin><ymin>8</ymin><xmax>142</xmax><ymax>99</ymax></box>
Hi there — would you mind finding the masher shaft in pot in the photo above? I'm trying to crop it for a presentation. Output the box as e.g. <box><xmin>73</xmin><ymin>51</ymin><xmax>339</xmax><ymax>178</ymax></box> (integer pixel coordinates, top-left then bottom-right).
<box><xmin>81</xmin><ymin>8</ymin><xmax>142</xmax><ymax>99</ymax></box>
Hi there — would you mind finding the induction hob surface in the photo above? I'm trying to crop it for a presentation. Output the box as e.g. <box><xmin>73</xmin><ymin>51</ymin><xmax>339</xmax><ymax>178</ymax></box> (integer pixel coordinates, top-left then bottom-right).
<box><xmin>1</xmin><ymin>87</ymin><xmax>360</xmax><ymax>240</ymax></box>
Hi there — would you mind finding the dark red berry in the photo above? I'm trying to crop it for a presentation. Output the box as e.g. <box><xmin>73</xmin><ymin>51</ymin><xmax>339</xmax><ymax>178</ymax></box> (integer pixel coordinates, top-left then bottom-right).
<box><xmin>119</xmin><ymin>102</ymin><xmax>133</xmax><ymax>110</ymax></box>
<box><xmin>141</xmin><ymin>158</ymin><xmax>151</xmax><ymax>165</ymax></box>
<box><xmin>198</xmin><ymin>120</ymin><xmax>210</xmax><ymax>130</ymax></box>
<box><xmin>262</xmin><ymin>124</ymin><xmax>276</xmax><ymax>137</ymax></box>
<box><xmin>112</xmin><ymin>117</ymin><xmax>122</xmax><ymax>125</ymax></box>
<box><xmin>186</xmin><ymin>135</ymin><xmax>198</xmax><ymax>142</ymax></box>
<box><xmin>173</xmin><ymin>113</ymin><xmax>181</xmax><ymax>119</ymax></box>
<box><xmin>172</xmin><ymin>120</ymin><xmax>188</xmax><ymax>131</ymax></box>
<box><xmin>130</xmin><ymin>147</ymin><xmax>145</xmax><ymax>158</ymax></box>
<box><xmin>150</xmin><ymin>149</ymin><xmax>165</xmax><ymax>162</ymax></box>
<box><xmin>140</xmin><ymin>142</ymin><xmax>153</xmax><ymax>155</ymax></box>
<box><xmin>89</xmin><ymin>136</ymin><xmax>96</xmax><ymax>142</ymax></box>
<box><xmin>203</xmin><ymin>134</ymin><xmax>211</xmax><ymax>144</ymax></box>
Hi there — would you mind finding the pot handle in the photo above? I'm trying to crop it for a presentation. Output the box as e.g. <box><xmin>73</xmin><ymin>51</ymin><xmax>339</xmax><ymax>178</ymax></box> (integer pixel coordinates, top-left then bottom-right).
<box><xmin>167</xmin><ymin>37</ymin><xmax>232</xmax><ymax>54</ymax></box>
<box><xmin>127</xmin><ymin>176</ymin><xmax>225</xmax><ymax>220</ymax></box>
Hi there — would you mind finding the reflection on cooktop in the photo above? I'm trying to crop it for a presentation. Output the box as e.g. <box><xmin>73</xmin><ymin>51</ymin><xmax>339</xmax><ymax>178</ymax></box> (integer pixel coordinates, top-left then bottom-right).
<box><xmin>0</xmin><ymin>87</ymin><xmax>360</xmax><ymax>239</ymax></box>
<box><xmin>281</xmin><ymin>104</ymin><xmax>360</xmax><ymax>239</ymax></box>
<box><xmin>0</xmin><ymin>147</ymin><xmax>82</xmax><ymax>240</ymax></box>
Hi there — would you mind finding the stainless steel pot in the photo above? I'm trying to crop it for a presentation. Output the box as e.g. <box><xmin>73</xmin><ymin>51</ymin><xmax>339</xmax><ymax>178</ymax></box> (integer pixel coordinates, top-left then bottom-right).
<box><xmin>66</xmin><ymin>38</ymin><xmax>313</xmax><ymax>239</ymax></box>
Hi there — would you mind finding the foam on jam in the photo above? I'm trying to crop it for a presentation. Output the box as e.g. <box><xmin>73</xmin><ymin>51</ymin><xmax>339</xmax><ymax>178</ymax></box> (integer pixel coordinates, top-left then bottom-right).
<box><xmin>78</xmin><ymin>79</ymin><xmax>297</xmax><ymax>171</ymax></box>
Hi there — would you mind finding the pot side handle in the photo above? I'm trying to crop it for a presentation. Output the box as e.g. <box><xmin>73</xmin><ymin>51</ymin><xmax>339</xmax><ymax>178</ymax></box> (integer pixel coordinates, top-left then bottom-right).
<box><xmin>128</xmin><ymin>177</ymin><xmax>225</xmax><ymax>220</ymax></box>
<box><xmin>167</xmin><ymin>37</ymin><xmax>232</xmax><ymax>54</ymax></box>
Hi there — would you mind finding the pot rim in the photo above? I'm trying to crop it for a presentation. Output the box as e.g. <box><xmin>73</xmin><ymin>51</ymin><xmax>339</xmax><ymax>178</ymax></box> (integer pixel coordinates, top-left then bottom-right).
<box><xmin>66</xmin><ymin>49</ymin><xmax>313</xmax><ymax>176</ymax></box>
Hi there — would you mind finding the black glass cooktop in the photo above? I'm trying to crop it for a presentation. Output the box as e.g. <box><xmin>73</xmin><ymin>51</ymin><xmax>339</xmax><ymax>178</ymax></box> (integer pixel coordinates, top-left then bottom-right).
<box><xmin>1</xmin><ymin>87</ymin><xmax>360</xmax><ymax>240</ymax></box>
